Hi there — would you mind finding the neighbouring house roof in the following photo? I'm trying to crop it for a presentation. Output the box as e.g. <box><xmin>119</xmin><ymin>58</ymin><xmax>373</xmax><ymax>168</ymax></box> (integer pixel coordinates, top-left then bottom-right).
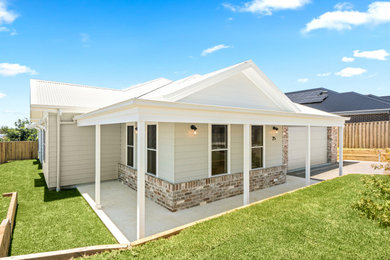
<box><xmin>285</xmin><ymin>88</ymin><xmax>390</xmax><ymax>114</ymax></box>
<box><xmin>30</xmin><ymin>60</ymin><xmax>347</xmax><ymax>127</ymax></box>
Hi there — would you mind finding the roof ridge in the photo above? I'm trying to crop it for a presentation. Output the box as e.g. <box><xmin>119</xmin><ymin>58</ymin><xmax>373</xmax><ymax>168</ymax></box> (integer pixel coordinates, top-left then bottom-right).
<box><xmin>31</xmin><ymin>79</ymin><xmax>122</xmax><ymax>92</ymax></box>
<box><xmin>122</xmin><ymin>77</ymin><xmax>171</xmax><ymax>91</ymax></box>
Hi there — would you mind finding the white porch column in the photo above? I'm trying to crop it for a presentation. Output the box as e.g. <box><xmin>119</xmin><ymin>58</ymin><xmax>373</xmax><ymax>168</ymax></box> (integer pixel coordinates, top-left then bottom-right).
<box><xmin>305</xmin><ymin>125</ymin><xmax>311</xmax><ymax>186</ymax></box>
<box><xmin>95</xmin><ymin>124</ymin><xmax>101</xmax><ymax>209</ymax></box>
<box><xmin>243</xmin><ymin>124</ymin><xmax>250</xmax><ymax>205</ymax></box>
<box><xmin>339</xmin><ymin>126</ymin><xmax>344</xmax><ymax>176</ymax></box>
<box><xmin>137</xmin><ymin>121</ymin><xmax>146</xmax><ymax>239</ymax></box>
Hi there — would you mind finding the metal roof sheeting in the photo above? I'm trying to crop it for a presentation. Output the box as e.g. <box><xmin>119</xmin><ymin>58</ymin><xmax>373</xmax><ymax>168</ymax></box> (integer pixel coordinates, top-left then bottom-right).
<box><xmin>30</xmin><ymin>78</ymin><xmax>172</xmax><ymax>109</ymax></box>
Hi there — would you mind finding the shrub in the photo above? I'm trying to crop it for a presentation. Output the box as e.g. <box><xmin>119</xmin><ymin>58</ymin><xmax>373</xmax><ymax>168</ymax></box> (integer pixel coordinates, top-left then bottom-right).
<box><xmin>353</xmin><ymin>175</ymin><xmax>390</xmax><ymax>227</ymax></box>
<box><xmin>372</xmin><ymin>148</ymin><xmax>390</xmax><ymax>172</ymax></box>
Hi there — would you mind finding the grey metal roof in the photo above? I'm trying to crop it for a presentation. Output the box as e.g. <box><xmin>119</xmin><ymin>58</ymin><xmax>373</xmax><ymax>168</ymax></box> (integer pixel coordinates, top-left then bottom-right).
<box><xmin>286</xmin><ymin>89</ymin><xmax>328</xmax><ymax>104</ymax></box>
<box><xmin>286</xmin><ymin>88</ymin><xmax>390</xmax><ymax>113</ymax></box>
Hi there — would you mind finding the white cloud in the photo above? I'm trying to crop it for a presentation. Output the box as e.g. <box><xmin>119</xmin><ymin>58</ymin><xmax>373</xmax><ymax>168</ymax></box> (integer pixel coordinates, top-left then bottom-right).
<box><xmin>222</xmin><ymin>3</ymin><xmax>237</xmax><ymax>12</ymax></box>
<box><xmin>0</xmin><ymin>1</ymin><xmax>17</xmax><ymax>34</ymax></box>
<box><xmin>298</xmin><ymin>78</ymin><xmax>309</xmax><ymax>83</ymax></box>
<box><xmin>302</xmin><ymin>1</ymin><xmax>390</xmax><ymax>33</ymax></box>
<box><xmin>335</xmin><ymin>67</ymin><xmax>366</xmax><ymax>77</ymax></box>
<box><xmin>353</xmin><ymin>49</ymin><xmax>389</xmax><ymax>60</ymax></box>
<box><xmin>0</xmin><ymin>1</ymin><xmax>17</xmax><ymax>24</ymax></box>
<box><xmin>317</xmin><ymin>72</ymin><xmax>331</xmax><ymax>77</ymax></box>
<box><xmin>223</xmin><ymin>0</ymin><xmax>310</xmax><ymax>15</ymax></box>
<box><xmin>201</xmin><ymin>44</ymin><xmax>231</xmax><ymax>56</ymax></box>
<box><xmin>334</xmin><ymin>2</ymin><xmax>354</xmax><ymax>11</ymax></box>
<box><xmin>342</xmin><ymin>56</ymin><xmax>355</xmax><ymax>62</ymax></box>
<box><xmin>80</xmin><ymin>33</ymin><xmax>89</xmax><ymax>43</ymax></box>
<box><xmin>0</xmin><ymin>63</ymin><xmax>37</xmax><ymax>76</ymax></box>
<box><xmin>0</xmin><ymin>92</ymin><xmax>5</xmax><ymax>98</ymax></box>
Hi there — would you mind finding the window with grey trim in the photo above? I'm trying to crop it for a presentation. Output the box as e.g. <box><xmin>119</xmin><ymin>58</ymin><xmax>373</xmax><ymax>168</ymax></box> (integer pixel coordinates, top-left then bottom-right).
<box><xmin>212</xmin><ymin>125</ymin><xmax>228</xmax><ymax>175</ymax></box>
<box><xmin>251</xmin><ymin>125</ymin><xmax>263</xmax><ymax>169</ymax></box>
<box><xmin>147</xmin><ymin>125</ymin><xmax>157</xmax><ymax>175</ymax></box>
<box><xmin>127</xmin><ymin>125</ymin><xmax>134</xmax><ymax>167</ymax></box>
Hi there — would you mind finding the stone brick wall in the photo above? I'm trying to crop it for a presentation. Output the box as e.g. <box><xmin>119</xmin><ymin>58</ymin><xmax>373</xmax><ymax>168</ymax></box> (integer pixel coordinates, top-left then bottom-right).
<box><xmin>327</xmin><ymin>127</ymin><xmax>338</xmax><ymax>163</ymax></box>
<box><xmin>118</xmin><ymin>163</ymin><xmax>286</xmax><ymax>212</ymax></box>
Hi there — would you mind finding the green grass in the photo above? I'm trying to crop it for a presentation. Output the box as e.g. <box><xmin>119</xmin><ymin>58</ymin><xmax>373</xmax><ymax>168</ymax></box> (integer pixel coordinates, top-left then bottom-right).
<box><xmin>85</xmin><ymin>174</ymin><xmax>390</xmax><ymax>259</ymax></box>
<box><xmin>0</xmin><ymin>160</ymin><xmax>117</xmax><ymax>256</ymax></box>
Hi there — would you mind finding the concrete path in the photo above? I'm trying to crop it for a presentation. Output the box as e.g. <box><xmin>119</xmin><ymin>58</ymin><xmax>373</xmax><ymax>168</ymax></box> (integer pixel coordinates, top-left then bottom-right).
<box><xmin>77</xmin><ymin>176</ymin><xmax>317</xmax><ymax>242</ymax></box>
<box><xmin>288</xmin><ymin>160</ymin><xmax>386</xmax><ymax>181</ymax></box>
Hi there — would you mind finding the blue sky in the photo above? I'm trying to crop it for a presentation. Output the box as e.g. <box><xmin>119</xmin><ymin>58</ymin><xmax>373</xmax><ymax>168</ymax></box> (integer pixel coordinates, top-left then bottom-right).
<box><xmin>0</xmin><ymin>0</ymin><xmax>390</xmax><ymax>126</ymax></box>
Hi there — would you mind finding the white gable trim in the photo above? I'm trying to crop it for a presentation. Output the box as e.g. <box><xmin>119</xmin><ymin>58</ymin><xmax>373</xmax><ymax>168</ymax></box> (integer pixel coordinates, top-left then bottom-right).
<box><xmin>163</xmin><ymin>60</ymin><xmax>299</xmax><ymax>113</ymax></box>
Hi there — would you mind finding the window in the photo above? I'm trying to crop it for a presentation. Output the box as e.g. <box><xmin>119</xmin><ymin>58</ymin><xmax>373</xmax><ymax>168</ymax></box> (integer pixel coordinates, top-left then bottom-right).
<box><xmin>127</xmin><ymin>125</ymin><xmax>134</xmax><ymax>167</ymax></box>
<box><xmin>211</xmin><ymin>125</ymin><xmax>228</xmax><ymax>175</ymax></box>
<box><xmin>251</xmin><ymin>125</ymin><xmax>264</xmax><ymax>169</ymax></box>
<box><xmin>147</xmin><ymin>124</ymin><xmax>157</xmax><ymax>175</ymax></box>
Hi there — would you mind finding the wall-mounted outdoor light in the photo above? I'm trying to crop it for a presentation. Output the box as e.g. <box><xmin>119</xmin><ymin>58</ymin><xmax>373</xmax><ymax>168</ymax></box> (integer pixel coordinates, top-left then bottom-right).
<box><xmin>272</xmin><ymin>126</ymin><xmax>279</xmax><ymax>134</ymax></box>
<box><xmin>190</xmin><ymin>125</ymin><xmax>198</xmax><ymax>135</ymax></box>
<box><xmin>135</xmin><ymin>127</ymin><xmax>138</xmax><ymax>134</ymax></box>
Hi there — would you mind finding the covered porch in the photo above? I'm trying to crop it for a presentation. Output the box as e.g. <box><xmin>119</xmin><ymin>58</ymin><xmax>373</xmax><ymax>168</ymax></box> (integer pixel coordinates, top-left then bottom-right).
<box><xmin>74</xmin><ymin>97</ymin><xmax>346</xmax><ymax>241</ymax></box>
<box><xmin>77</xmin><ymin>175</ymin><xmax>319</xmax><ymax>243</ymax></box>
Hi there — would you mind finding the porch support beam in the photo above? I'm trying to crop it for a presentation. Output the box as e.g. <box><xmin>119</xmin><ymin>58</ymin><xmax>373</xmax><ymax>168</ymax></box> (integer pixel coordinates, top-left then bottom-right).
<box><xmin>137</xmin><ymin>121</ymin><xmax>146</xmax><ymax>240</ymax></box>
<box><xmin>243</xmin><ymin>124</ymin><xmax>250</xmax><ymax>205</ymax></box>
<box><xmin>305</xmin><ymin>125</ymin><xmax>311</xmax><ymax>186</ymax></box>
<box><xmin>95</xmin><ymin>124</ymin><xmax>101</xmax><ymax>209</ymax></box>
<box><xmin>339</xmin><ymin>126</ymin><xmax>344</xmax><ymax>176</ymax></box>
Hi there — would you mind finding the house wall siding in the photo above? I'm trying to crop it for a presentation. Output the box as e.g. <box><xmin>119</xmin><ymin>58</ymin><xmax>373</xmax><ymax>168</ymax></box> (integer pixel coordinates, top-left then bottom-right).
<box><xmin>230</xmin><ymin>124</ymin><xmax>243</xmax><ymax>174</ymax></box>
<box><xmin>264</xmin><ymin>125</ymin><xmax>283</xmax><ymax>167</ymax></box>
<box><xmin>47</xmin><ymin>113</ymin><xmax>57</xmax><ymax>188</ymax></box>
<box><xmin>174</xmin><ymin>123</ymin><xmax>208</xmax><ymax>182</ymax></box>
<box><xmin>158</xmin><ymin>122</ymin><xmax>175</xmax><ymax>183</ymax></box>
<box><xmin>45</xmin><ymin>113</ymin><xmax>121</xmax><ymax>188</ymax></box>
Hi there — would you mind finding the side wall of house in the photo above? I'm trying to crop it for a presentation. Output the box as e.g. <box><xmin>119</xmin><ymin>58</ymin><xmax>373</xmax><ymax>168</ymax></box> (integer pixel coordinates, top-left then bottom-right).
<box><xmin>42</xmin><ymin>116</ymin><xmax>49</xmax><ymax>187</ymax></box>
<box><xmin>45</xmin><ymin>113</ymin><xmax>121</xmax><ymax>188</ymax></box>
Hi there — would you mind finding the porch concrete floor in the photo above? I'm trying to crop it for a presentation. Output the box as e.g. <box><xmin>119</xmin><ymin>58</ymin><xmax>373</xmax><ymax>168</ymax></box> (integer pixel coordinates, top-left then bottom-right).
<box><xmin>288</xmin><ymin>160</ymin><xmax>386</xmax><ymax>181</ymax></box>
<box><xmin>77</xmin><ymin>176</ymin><xmax>318</xmax><ymax>242</ymax></box>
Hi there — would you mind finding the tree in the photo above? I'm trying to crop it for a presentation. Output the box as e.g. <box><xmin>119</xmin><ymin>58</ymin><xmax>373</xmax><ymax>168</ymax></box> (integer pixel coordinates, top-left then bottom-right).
<box><xmin>0</xmin><ymin>118</ymin><xmax>37</xmax><ymax>141</ymax></box>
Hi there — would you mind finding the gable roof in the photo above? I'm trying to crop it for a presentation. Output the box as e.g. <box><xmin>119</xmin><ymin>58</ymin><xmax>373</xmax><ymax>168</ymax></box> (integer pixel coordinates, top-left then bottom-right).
<box><xmin>286</xmin><ymin>88</ymin><xmax>390</xmax><ymax>113</ymax></box>
<box><xmin>140</xmin><ymin>60</ymin><xmax>299</xmax><ymax>112</ymax></box>
<box><xmin>31</xmin><ymin>60</ymin><xmax>300</xmax><ymax>115</ymax></box>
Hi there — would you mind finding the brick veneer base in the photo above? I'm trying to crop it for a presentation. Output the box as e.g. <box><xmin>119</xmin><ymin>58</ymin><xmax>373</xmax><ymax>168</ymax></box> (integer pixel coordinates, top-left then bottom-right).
<box><xmin>118</xmin><ymin>163</ymin><xmax>286</xmax><ymax>212</ymax></box>
<box><xmin>327</xmin><ymin>127</ymin><xmax>338</xmax><ymax>163</ymax></box>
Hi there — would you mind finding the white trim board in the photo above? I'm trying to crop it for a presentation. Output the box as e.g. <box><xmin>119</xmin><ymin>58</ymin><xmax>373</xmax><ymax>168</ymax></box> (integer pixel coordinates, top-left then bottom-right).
<box><xmin>79</xmin><ymin>191</ymin><xmax>130</xmax><ymax>245</ymax></box>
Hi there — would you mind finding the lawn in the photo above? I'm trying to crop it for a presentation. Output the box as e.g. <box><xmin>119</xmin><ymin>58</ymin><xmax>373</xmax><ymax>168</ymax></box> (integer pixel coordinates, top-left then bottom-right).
<box><xmin>0</xmin><ymin>160</ymin><xmax>116</xmax><ymax>256</ymax></box>
<box><xmin>85</xmin><ymin>174</ymin><xmax>390</xmax><ymax>259</ymax></box>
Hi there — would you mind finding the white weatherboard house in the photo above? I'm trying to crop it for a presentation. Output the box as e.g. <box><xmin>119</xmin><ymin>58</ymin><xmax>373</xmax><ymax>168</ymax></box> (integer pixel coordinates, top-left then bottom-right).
<box><xmin>30</xmin><ymin>60</ymin><xmax>347</xmax><ymax>240</ymax></box>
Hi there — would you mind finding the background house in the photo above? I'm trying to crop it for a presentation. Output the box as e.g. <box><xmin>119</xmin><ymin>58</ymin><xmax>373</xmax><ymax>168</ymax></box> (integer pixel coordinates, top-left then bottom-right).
<box><xmin>286</xmin><ymin>88</ymin><xmax>390</xmax><ymax>123</ymax></box>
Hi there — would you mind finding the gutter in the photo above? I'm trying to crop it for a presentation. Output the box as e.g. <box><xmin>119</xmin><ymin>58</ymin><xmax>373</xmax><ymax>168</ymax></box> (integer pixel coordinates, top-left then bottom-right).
<box><xmin>333</xmin><ymin>108</ymin><xmax>390</xmax><ymax>116</ymax></box>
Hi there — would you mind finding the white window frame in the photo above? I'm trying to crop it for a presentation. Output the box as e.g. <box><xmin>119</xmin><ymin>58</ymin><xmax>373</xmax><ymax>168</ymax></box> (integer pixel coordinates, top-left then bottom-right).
<box><xmin>251</xmin><ymin>125</ymin><xmax>265</xmax><ymax>170</ymax></box>
<box><xmin>146</xmin><ymin>123</ymin><xmax>158</xmax><ymax>177</ymax></box>
<box><xmin>209</xmin><ymin>124</ymin><xmax>230</xmax><ymax>177</ymax></box>
<box><xmin>126</xmin><ymin>123</ymin><xmax>136</xmax><ymax>168</ymax></box>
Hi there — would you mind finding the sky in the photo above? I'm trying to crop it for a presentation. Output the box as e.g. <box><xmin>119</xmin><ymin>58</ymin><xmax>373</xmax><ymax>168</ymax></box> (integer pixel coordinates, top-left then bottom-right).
<box><xmin>0</xmin><ymin>0</ymin><xmax>390</xmax><ymax>126</ymax></box>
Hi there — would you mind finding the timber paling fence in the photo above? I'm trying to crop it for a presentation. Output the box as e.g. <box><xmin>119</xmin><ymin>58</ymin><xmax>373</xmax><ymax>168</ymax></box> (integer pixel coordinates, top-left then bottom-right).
<box><xmin>0</xmin><ymin>141</ymin><xmax>38</xmax><ymax>164</ymax></box>
<box><xmin>341</xmin><ymin>121</ymin><xmax>390</xmax><ymax>149</ymax></box>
